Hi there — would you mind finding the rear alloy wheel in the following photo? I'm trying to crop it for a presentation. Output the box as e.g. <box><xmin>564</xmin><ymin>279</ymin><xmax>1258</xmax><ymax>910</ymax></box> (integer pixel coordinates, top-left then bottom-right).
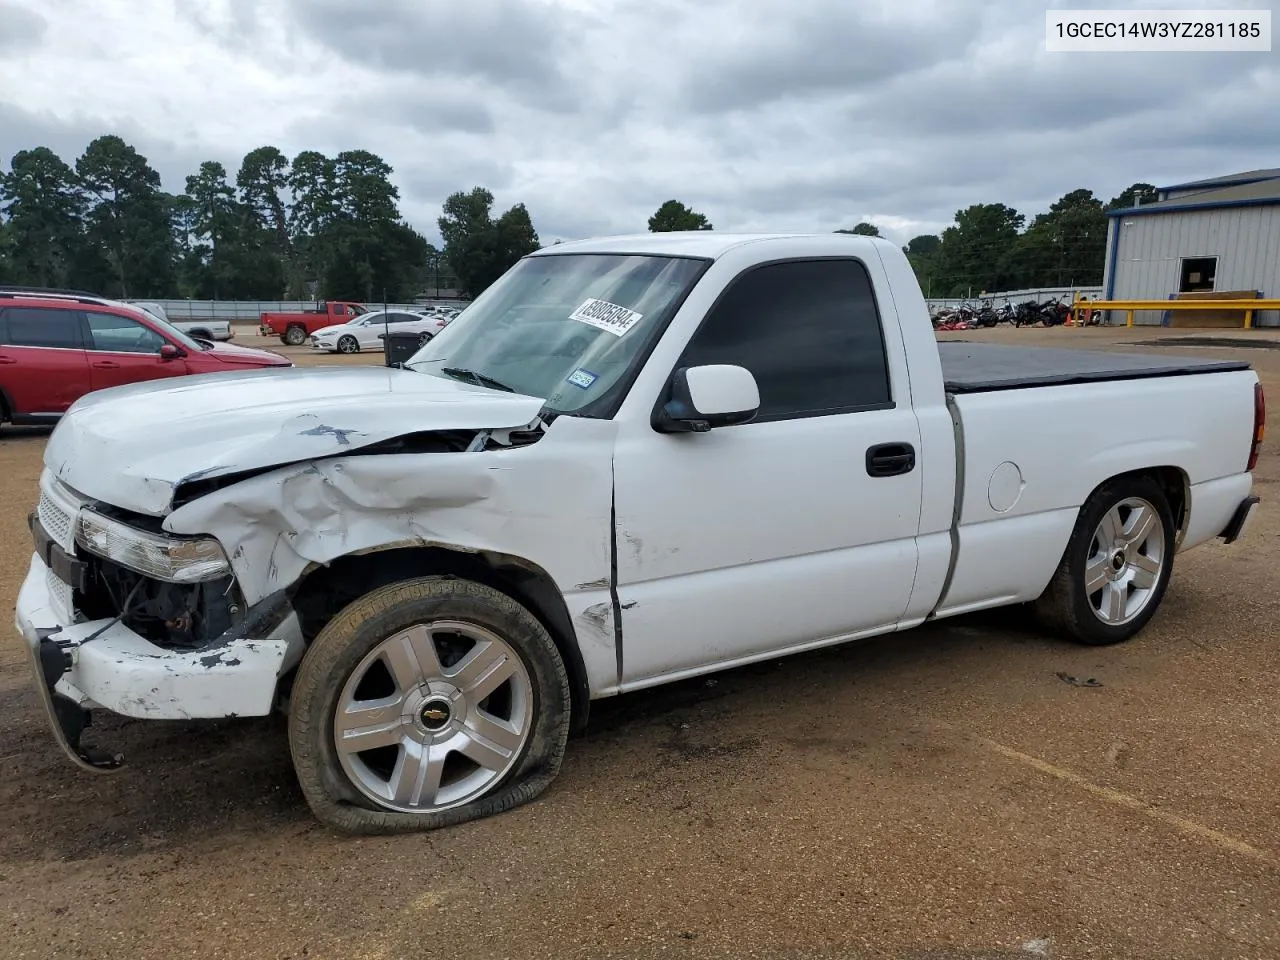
<box><xmin>284</xmin><ymin>325</ymin><xmax>307</xmax><ymax>346</ymax></box>
<box><xmin>1033</xmin><ymin>476</ymin><xmax>1176</xmax><ymax>645</ymax></box>
<box><xmin>337</xmin><ymin>334</ymin><xmax>360</xmax><ymax>354</ymax></box>
<box><xmin>418</xmin><ymin>331</ymin><xmax>433</xmax><ymax>347</ymax></box>
<box><xmin>288</xmin><ymin>577</ymin><xmax>571</xmax><ymax>834</ymax></box>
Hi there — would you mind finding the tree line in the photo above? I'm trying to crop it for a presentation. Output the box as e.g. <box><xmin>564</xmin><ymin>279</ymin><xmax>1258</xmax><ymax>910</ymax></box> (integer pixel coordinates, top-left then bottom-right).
<box><xmin>0</xmin><ymin>136</ymin><xmax>541</xmax><ymax>303</ymax></box>
<box><xmin>1</xmin><ymin>137</ymin><xmax>1159</xmax><ymax>305</ymax></box>
<box><xmin>647</xmin><ymin>184</ymin><xmax>1160</xmax><ymax>298</ymax></box>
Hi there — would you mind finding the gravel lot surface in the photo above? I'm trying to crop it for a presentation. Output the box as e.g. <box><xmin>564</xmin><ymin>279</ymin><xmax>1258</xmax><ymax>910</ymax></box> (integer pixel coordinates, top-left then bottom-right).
<box><xmin>1</xmin><ymin>325</ymin><xmax>1277</xmax><ymax>960</ymax></box>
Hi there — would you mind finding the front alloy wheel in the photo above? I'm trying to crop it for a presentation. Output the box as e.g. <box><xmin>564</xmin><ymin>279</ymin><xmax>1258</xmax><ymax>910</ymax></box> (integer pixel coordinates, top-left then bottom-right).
<box><xmin>337</xmin><ymin>335</ymin><xmax>360</xmax><ymax>354</ymax></box>
<box><xmin>334</xmin><ymin>621</ymin><xmax>533</xmax><ymax>812</ymax></box>
<box><xmin>288</xmin><ymin>577</ymin><xmax>572</xmax><ymax>834</ymax></box>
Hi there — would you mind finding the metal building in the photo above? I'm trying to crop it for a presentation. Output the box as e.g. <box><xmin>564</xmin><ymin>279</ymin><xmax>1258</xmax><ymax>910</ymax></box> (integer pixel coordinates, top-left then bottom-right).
<box><xmin>1101</xmin><ymin>168</ymin><xmax>1280</xmax><ymax>327</ymax></box>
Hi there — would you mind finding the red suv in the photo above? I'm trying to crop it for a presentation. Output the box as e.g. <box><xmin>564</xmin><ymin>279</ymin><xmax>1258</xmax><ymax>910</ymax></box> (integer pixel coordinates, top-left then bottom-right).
<box><xmin>0</xmin><ymin>288</ymin><xmax>292</xmax><ymax>426</ymax></box>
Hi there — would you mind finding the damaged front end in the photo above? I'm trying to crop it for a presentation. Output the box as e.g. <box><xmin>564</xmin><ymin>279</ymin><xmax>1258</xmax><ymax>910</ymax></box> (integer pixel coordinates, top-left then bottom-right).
<box><xmin>17</xmin><ymin>477</ymin><xmax>304</xmax><ymax>773</ymax></box>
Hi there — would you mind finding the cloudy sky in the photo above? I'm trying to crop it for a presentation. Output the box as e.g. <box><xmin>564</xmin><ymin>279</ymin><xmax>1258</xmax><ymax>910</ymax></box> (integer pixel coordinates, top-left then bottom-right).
<box><xmin>0</xmin><ymin>0</ymin><xmax>1276</xmax><ymax>246</ymax></box>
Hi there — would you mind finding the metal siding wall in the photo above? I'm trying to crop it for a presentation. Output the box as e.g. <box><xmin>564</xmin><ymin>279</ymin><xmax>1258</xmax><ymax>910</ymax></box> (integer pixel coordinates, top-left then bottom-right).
<box><xmin>1109</xmin><ymin>206</ymin><xmax>1280</xmax><ymax>326</ymax></box>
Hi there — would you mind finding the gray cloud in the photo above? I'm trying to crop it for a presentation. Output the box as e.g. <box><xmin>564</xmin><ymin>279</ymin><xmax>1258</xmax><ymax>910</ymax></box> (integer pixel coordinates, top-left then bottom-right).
<box><xmin>0</xmin><ymin>0</ymin><xmax>46</xmax><ymax>49</ymax></box>
<box><xmin>283</xmin><ymin>0</ymin><xmax>581</xmax><ymax>109</ymax></box>
<box><xmin>339</xmin><ymin>86</ymin><xmax>499</xmax><ymax>137</ymax></box>
<box><xmin>0</xmin><ymin>103</ymin><xmax>233</xmax><ymax>193</ymax></box>
<box><xmin>683</xmin><ymin>3</ymin><xmax>987</xmax><ymax>113</ymax></box>
<box><xmin>171</xmin><ymin>0</ymin><xmax>259</xmax><ymax>46</ymax></box>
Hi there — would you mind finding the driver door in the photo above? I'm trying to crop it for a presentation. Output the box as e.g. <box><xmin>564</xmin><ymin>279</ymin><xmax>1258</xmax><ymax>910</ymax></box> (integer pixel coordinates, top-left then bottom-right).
<box><xmin>611</xmin><ymin>256</ymin><xmax>923</xmax><ymax>685</ymax></box>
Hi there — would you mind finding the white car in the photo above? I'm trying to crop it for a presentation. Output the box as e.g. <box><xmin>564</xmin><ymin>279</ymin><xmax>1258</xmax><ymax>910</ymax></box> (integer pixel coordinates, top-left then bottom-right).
<box><xmin>310</xmin><ymin>310</ymin><xmax>439</xmax><ymax>353</ymax></box>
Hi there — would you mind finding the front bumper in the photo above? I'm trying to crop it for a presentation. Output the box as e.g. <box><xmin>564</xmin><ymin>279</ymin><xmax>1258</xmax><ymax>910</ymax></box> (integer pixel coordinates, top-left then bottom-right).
<box><xmin>15</xmin><ymin>552</ymin><xmax>304</xmax><ymax>772</ymax></box>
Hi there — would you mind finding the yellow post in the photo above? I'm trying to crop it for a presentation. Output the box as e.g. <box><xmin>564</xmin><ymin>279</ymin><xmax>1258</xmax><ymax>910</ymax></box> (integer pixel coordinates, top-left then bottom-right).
<box><xmin>1244</xmin><ymin>310</ymin><xmax>1254</xmax><ymax>329</ymax></box>
<box><xmin>1127</xmin><ymin>310</ymin><xmax>1135</xmax><ymax>328</ymax></box>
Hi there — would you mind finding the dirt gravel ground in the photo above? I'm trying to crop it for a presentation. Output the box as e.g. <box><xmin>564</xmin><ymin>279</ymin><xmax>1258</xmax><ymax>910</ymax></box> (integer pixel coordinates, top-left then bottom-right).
<box><xmin>1</xmin><ymin>325</ymin><xmax>1278</xmax><ymax>960</ymax></box>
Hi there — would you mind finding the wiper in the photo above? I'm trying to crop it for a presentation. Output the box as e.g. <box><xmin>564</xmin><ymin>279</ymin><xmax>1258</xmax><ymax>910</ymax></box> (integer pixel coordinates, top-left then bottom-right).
<box><xmin>440</xmin><ymin>367</ymin><xmax>516</xmax><ymax>393</ymax></box>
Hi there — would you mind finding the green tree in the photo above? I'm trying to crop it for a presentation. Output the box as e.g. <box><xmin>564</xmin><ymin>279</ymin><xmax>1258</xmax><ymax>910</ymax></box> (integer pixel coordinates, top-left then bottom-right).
<box><xmin>0</xmin><ymin>147</ymin><xmax>87</xmax><ymax>288</ymax></box>
<box><xmin>288</xmin><ymin>149</ymin><xmax>339</xmax><ymax>295</ymax></box>
<box><xmin>184</xmin><ymin>161</ymin><xmax>238</xmax><ymax>297</ymax></box>
<box><xmin>932</xmin><ymin>203</ymin><xmax>1025</xmax><ymax>296</ymax></box>
<box><xmin>1107</xmin><ymin>182</ymin><xmax>1158</xmax><ymax>210</ymax></box>
<box><xmin>1012</xmin><ymin>188</ymin><xmax>1107</xmax><ymax>287</ymax></box>
<box><xmin>903</xmin><ymin>235</ymin><xmax>943</xmax><ymax>297</ymax></box>
<box><xmin>0</xmin><ymin>216</ymin><xmax>14</xmax><ymax>284</ymax></box>
<box><xmin>334</xmin><ymin>150</ymin><xmax>399</xmax><ymax>223</ymax></box>
<box><xmin>438</xmin><ymin>187</ymin><xmax>541</xmax><ymax>297</ymax></box>
<box><xmin>905</xmin><ymin>235</ymin><xmax>941</xmax><ymax>256</ymax></box>
<box><xmin>170</xmin><ymin>192</ymin><xmax>204</xmax><ymax>296</ymax></box>
<box><xmin>76</xmin><ymin>135</ymin><xmax>175</xmax><ymax>297</ymax></box>
<box><xmin>647</xmin><ymin>199</ymin><xmax>712</xmax><ymax>232</ymax></box>
<box><xmin>237</xmin><ymin>145</ymin><xmax>293</xmax><ymax>290</ymax></box>
<box><xmin>320</xmin><ymin>219</ymin><xmax>429</xmax><ymax>302</ymax></box>
<box><xmin>836</xmin><ymin>221</ymin><xmax>881</xmax><ymax>237</ymax></box>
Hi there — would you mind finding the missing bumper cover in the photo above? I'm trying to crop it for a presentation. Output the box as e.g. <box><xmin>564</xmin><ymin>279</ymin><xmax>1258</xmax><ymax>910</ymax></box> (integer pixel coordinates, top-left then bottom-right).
<box><xmin>28</xmin><ymin>632</ymin><xmax>123</xmax><ymax>773</ymax></box>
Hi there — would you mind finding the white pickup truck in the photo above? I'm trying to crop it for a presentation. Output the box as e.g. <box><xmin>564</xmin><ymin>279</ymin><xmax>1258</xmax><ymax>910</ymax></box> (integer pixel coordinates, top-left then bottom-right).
<box><xmin>131</xmin><ymin>301</ymin><xmax>235</xmax><ymax>342</ymax></box>
<box><xmin>16</xmin><ymin>233</ymin><xmax>1265</xmax><ymax>834</ymax></box>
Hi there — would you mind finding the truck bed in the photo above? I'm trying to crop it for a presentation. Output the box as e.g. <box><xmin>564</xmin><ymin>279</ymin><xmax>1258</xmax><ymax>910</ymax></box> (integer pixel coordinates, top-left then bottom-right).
<box><xmin>938</xmin><ymin>341</ymin><xmax>1250</xmax><ymax>394</ymax></box>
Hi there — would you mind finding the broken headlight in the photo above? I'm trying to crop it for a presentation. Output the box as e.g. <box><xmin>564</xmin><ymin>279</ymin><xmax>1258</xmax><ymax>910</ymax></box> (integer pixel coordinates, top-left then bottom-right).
<box><xmin>75</xmin><ymin>508</ymin><xmax>231</xmax><ymax>584</ymax></box>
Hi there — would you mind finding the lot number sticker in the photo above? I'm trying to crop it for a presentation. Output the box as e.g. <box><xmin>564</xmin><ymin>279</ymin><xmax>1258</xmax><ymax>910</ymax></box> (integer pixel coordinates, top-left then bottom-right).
<box><xmin>566</xmin><ymin>368</ymin><xmax>598</xmax><ymax>389</ymax></box>
<box><xmin>569</xmin><ymin>298</ymin><xmax>644</xmax><ymax>337</ymax></box>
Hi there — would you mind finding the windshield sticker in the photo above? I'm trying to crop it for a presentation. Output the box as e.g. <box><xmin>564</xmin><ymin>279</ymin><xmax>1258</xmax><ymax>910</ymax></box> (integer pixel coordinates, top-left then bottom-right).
<box><xmin>569</xmin><ymin>298</ymin><xmax>644</xmax><ymax>337</ymax></box>
<box><xmin>566</xmin><ymin>368</ymin><xmax>598</xmax><ymax>389</ymax></box>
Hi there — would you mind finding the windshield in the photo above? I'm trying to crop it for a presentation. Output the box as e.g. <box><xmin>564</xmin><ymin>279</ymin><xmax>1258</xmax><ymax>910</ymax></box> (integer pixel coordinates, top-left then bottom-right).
<box><xmin>404</xmin><ymin>253</ymin><xmax>707</xmax><ymax>414</ymax></box>
<box><xmin>126</xmin><ymin>304</ymin><xmax>206</xmax><ymax>351</ymax></box>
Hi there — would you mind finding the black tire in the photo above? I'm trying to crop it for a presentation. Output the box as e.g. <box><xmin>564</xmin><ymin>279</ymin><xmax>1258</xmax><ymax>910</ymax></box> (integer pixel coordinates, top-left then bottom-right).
<box><xmin>417</xmin><ymin>331</ymin><xmax>432</xmax><ymax>347</ymax></box>
<box><xmin>337</xmin><ymin>335</ymin><xmax>360</xmax><ymax>354</ymax></box>
<box><xmin>288</xmin><ymin>577</ymin><xmax>572</xmax><ymax>835</ymax></box>
<box><xmin>283</xmin><ymin>325</ymin><xmax>307</xmax><ymax>346</ymax></box>
<box><xmin>1032</xmin><ymin>475</ymin><xmax>1176</xmax><ymax>646</ymax></box>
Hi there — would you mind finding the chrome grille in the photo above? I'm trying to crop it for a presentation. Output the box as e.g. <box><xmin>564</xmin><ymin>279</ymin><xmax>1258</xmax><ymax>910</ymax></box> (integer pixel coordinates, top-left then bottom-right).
<box><xmin>45</xmin><ymin>567</ymin><xmax>74</xmax><ymax>622</ymax></box>
<box><xmin>38</xmin><ymin>487</ymin><xmax>75</xmax><ymax>550</ymax></box>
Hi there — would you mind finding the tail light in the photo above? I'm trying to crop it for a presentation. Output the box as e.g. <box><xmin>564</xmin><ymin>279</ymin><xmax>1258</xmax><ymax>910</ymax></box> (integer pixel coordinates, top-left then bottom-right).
<box><xmin>1247</xmin><ymin>381</ymin><xmax>1265</xmax><ymax>472</ymax></box>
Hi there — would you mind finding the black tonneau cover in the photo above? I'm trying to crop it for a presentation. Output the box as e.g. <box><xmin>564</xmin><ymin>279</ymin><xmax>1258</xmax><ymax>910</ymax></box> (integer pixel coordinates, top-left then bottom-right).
<box><xmin>939</xmin><ymin>341</ymin><xmax>1250</xmax><ymax>394</ymax></box>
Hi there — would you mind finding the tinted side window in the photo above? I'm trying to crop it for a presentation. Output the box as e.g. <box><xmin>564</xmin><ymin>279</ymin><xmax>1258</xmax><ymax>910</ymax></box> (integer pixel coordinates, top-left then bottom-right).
<box><xmin>0</xmin><ymin>307</ymin><xmax>84</xmax><ymax>348</ymax></box>
<box><xmin>678</xmin><ymin>259</ymin><xmax>891</xmax><ymax>421</ymax></box>
<box><xmin>87</xmin><ymin>312</ymin><xmax>167</xmax><ymax>354</ymax></box>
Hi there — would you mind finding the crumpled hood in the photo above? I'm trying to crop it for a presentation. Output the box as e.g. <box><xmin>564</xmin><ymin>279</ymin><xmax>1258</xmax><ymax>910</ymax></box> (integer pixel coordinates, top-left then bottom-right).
<box><xmin>44</xmin><ymin>366</ymin><xmax>546</xmax><ymax>516</ymax></box>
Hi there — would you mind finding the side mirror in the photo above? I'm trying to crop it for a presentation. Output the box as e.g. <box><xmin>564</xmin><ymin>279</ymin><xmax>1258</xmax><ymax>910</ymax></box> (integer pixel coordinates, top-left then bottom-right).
<box><xmin>159</xmin><ymin>343</ymin><xmax>184</xmax><ymax>360</ymax></box>
<box><xmin>655</xmin><ymin>364</ymin><xmax>760</xmax><ymax>433</ymax></box>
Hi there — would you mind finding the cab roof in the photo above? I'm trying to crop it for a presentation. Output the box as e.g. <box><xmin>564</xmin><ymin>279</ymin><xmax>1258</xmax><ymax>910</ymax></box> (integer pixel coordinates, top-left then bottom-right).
<box><xmin>530</xmin><ymin>232</ymin><xmax>886</xmax><ymax>260</ymax></box>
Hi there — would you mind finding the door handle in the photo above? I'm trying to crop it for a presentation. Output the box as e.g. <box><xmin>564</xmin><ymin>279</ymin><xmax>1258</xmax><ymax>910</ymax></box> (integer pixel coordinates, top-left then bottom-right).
<box><xmin>866</xmin><ymin>442</ymin><xmax>916</xmax><ymax>478</ymax></box>
<box><xmin>92</xmin><ymin>361</ymin><xmax>120</xmax><ymax>369</ymax></box>
<box><xmin>0</xmin><ymin>355</ymin><xmax>16</xmax><ymax>364</ymax></box>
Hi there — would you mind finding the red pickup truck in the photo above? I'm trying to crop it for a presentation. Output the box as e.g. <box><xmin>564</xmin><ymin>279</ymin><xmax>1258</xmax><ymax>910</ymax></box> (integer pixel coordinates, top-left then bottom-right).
<box><xmin>260</xmin><ymin>301</ymin><xmax>367</xmax><ymax>345</ymax></box>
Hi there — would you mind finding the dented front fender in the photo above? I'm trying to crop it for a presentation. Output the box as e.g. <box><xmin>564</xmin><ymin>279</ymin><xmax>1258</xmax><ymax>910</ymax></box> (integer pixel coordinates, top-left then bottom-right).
<box><xmin>163</xmin><ymin>415</ymin><xmax>623</xmax><ymax>695</ymax></box>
